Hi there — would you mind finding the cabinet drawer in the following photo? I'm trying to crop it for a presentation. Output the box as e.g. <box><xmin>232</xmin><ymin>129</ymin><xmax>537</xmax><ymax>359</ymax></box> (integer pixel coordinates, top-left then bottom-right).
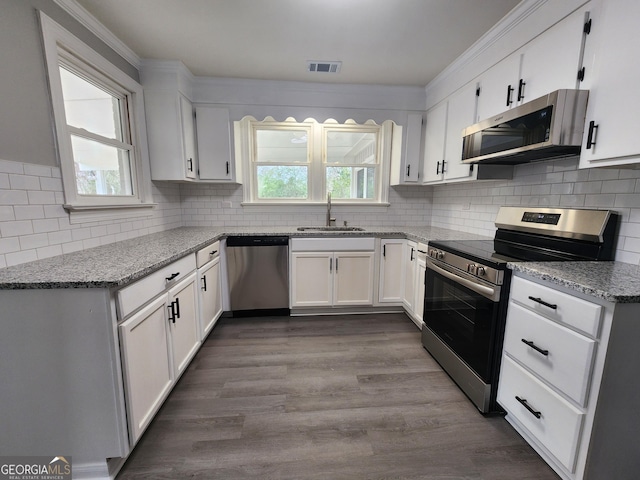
<box><xmin>510</xmin><ymin>275</ymin><xmax>602</xmax><ymax>337</ymax></box>
<box><xmin>196</xmin><ymin>240</ymin><xmax>220</xmax><ymax>268</ymax></box>
<box><xmin>504</xmin><ymin>302</ymin><xmax>596</xmax><ymax>406</ymax></box>
<box><xmin>118</xmin><ymin>254</ymin><xmax>197</xmax><ymax>318</ymax></box>
<box><xmin>498</xmin><ymin>356</ymin><xmax>584</xmax><ymax>473</ymax></box>
<box><xmin>291</xmin><ymin>237</ymin><xmax>375</xmax><ymax>252</ymax></box>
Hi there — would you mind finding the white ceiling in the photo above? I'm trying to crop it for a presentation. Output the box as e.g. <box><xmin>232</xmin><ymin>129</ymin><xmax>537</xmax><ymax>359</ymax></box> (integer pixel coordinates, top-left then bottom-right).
<box><xmin>74</xmin><ymin>0</ymin><xmax>521</xmax><ymax>87</ymax></box>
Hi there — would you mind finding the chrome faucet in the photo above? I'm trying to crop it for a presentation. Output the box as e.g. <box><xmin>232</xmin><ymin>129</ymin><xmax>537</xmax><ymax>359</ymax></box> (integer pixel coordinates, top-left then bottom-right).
<box><xmin>326</xmin><ymin>192</ymin><xmax>336</xmax><ymax>226</ymax></box>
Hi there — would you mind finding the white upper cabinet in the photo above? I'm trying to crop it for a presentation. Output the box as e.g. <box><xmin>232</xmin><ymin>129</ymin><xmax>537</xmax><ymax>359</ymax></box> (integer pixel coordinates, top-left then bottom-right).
<box><xmin>475</xmin><ymin>3</ymin><xmax>590</xmax><ymax>123</ymax></box>
<box><xmin>517</xmin><ymin>4</ymin><xmax>588</xmax><ymax>104</ymax></box>
<box><xmin>423</xmin><ymin>83</ymin><xmax>478</xmax><ymax>184</ymax></box>
<box><xmin>195</xmin><ymin>105</ymin><xmax>240</xmax><ymax>182</ymax></box>
<box><xmin>141</xmin><ymin>62</ymin><xmax>198</xmax><ymax>181</ymax></box>
<box><xmin>422</xmin><ymin>101</ymin><xmax>448</xmax><ymax>183</ymax></box>
<box><xmin>390</xmin><ymin>113</ymin><xmax>423</xmax><ymax>185</ymax></box>
<box><xmin>475</xmin><ymin>53</ymin><xmax>521</xmax><ymax>122</ymax></box>
<box><xmin>579</xmin><ymin>0</ymin><xmax>640</xmax><ymax>168</ymax></box>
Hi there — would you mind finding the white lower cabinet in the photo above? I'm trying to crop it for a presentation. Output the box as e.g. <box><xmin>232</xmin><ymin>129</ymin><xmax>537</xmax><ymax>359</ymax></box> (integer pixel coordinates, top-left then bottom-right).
<box><xmin>290</xmin><ymin>251</ymin><xmax>374</xmax><ymax>307</ymax></box>
<box><xmin>403</xmin><ymin>240</ymin><xmax>418</xmax><ymax>313</ymax></box>
<box><xmin>196</xmin><ymin>241</ymin><xmax>223</xmax><ymax>340</ymax></box>
<box><xmin>378</xmin><ymin>239</ymin><xmax>405</xmax><ymax>303</ymax></box>
<box><xmin>498</xmin><ymin>273</ymin><xmax>640</xmax><ymax>480</ymax></box>
<box><xmin>290</xmin><ymin>237</ymin><xmax>375</xmax><ymax>309</ymax></box>
<box><xmin>118</xmin><ymin>296</ymin><xmax>174</xmax><ymax>444</ymax></box>
<box><xmin>117</xmin><ymin>255</ymin><xmax>201</xmax><ymax>446</ymax></box>
<box><xmin>414</xmin><ymin>245</ymin><xmax>427</xmax><ymax>327</ymax></box>
<box><xmin>167</xmin><ymin>272</ymin><xmax>200</xmax><ymax>377</ymax></box>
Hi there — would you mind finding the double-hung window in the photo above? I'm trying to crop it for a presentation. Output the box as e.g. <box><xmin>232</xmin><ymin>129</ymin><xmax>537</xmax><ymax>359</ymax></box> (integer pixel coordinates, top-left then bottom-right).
<box><xmin>238</xmin><ymin>117</ymin><xmax>394</xmax><ymax>204</ymax></box>
<box><xmin>40</xmin><ymin>13</ymin><xmax>153</xmax><ymax>219</ymax></box>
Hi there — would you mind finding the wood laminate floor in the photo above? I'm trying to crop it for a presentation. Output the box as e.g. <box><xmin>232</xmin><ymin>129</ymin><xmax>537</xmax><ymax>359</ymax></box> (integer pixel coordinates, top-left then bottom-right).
<box><xmin>116</xmin><ymin>313</ymin><xmax>559</xmax><ymax>479</ymax></box>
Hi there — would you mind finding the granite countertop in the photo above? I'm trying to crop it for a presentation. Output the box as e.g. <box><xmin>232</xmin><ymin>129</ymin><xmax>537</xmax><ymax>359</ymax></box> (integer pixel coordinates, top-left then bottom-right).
<box><xmin>0</xmin><ymin>225</ymin><xmax>489</xmax><ymax>290</ymax></box>
<box><xmin>4</xmin><ymin>226</ymin><xmax>640</xmax><ymax>303</ymax></box>
<box><xmin>508</xmin><ymin>261</ymin><xmax>640</xmax><ymax>303</ymax></box>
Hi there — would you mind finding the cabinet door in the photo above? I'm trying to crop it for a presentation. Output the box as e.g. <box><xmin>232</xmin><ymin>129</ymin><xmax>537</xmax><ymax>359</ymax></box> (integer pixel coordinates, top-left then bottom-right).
<box><xmin>579</xmin><ymin>0</ymin><xmax>640</xmax><ymax>167</ymax></box>
<box><xmin>403</xmin><ymin>241</ymin><xmax>417</xmax><ymax>312</ymax></box>
<box><xmin>168</xmin><ymin>272</ymin><xmax>200</xmax><ymax>377</ymax></box>
<box><xmin>198</xmin><ymin>257</ymin><xmax>222</xmax><ymax>340</ymax></box>
<box><xmin>475</xmin><ymin>53</ymin><xmax>521</xmax><ymax>122</ymax></box>
<box><xmin>118</xmin><ymin>295</ymin><xmax>173</xmax><ymax>444</ymax></box>
<box><xmin>179</xmin><ymin>95</ymin><xmax>197</xmax><ymax>179</ymax></box>
<box><xmin>518</xmin><ymin>4</ymin><xmax>587</xmax><ymax>104</ymax></box>
<box><xmin>443</xmin><ymin>83</ymin><xmax>477</xmax><ymax>181</ymax></box>
<box><xmin>378</xmin><ymin>239</ymin><xmax>405</xmax><ymax>303</ymax></box>
<box><xmin>333</xmin><ymin>252</ymin><xmax>374</xmax><ymax>306</ymax></box>
<box><xmin>403</xmin><ymin>113</ymin><xmax>423</xmax><ymax>183</ymax></box>
<box><xmin>415</xmin><ymin>256</ymin><xmax>426</xmax><ymax>325</ymax></box>
<box><xmin>291</xmin><ymin>252</ymin><xmax>333</xmax><ymax>307</ymax></box>
<box><xmin>422</xmin><ymin>101</ymin><xmax>447</xmax><ymax>183</ymax></box>
<box><xmin>195</xmin><ymin>105</ymin><xmax>236</xmax><ymax>181</ymax></box>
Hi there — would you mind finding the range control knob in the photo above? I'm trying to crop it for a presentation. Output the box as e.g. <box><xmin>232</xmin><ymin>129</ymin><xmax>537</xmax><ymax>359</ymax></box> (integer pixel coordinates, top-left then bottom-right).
<box><xmin>476</xmin><ymin>266</ymin><xmax>486</xmax><ymax>276</ymax></box>
<box><xmin>437</xmin><ymin>250</ymin><xmax>445</xmax><ymax>260</ymax></box>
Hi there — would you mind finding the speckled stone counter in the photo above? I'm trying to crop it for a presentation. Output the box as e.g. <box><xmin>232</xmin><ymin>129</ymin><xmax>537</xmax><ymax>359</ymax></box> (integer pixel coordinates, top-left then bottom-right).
<box><xmin>508</xmin><ymin>261</ymin><xmax>640</xmax><ymax>303</ymax></box>
<box><xmin>0</xmin><ymin>225</ymin><xmax>489</xmax><ymax>289</ymax></box>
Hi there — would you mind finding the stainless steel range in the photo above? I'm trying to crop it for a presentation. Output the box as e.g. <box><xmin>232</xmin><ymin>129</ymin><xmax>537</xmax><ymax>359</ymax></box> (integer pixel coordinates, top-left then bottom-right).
<box><xmin>421</xmin><ymin>207</ymin><xmax>619</xmax><ymax>413</ymax></box>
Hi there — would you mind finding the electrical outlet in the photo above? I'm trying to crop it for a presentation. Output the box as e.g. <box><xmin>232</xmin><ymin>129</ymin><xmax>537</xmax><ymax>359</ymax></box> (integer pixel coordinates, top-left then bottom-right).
<box><xmin>223</xmin><ymin>201</ymin><xmax>232</xmax><ymax>208</ymax></box>
<box><xmin>462</xmin><ymin>202</ymin><xmax>471</xmax><ymax>211</ymax></box>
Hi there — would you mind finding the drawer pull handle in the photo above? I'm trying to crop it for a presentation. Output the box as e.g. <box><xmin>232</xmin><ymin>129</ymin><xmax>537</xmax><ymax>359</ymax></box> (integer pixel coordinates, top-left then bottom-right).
<box><xmin>521</xmin><ymin>339</ymin><xmax>549</xmax><ymax>356</ymax></box>
<box><xmin>515</xmin><ymin>396</ymin><xmax>542</xmax><ymax>419</ymax></box>
<box><xmin>201</xmin><ymin>275</ymin><xmax>207</xmax><ymax>291</ymax></box>
<box><xmin>209</xmin><ymin>250</ymin><xmax>218</xmax><ymax>256</ymax></box>
<box><xmin>166</xmin><ymin>272</ymin><xmax>180</xmax><ymax>282</ymax></box>
<box><xmin>167</xmin><ymin>302</ymin><xmax>176</xmax><ymax>324</ymax></box>
<box><xmin>528</xmin><ymin>296</ymin><xmax>557</xmax><ymax>310</ymax></box>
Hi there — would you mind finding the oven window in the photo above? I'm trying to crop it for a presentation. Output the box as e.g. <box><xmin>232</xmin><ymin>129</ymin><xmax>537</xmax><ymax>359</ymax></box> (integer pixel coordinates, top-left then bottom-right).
<box><xmin>424</xmin><ymin>268</ymin><xmax>501</xmax><ymax>382</ymax></box>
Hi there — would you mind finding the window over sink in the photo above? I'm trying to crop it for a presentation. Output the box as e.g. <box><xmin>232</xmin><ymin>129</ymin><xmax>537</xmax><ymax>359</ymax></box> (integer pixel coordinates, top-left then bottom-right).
<box><xmin>235</xmin><ymin>117</ymin><xmax>396</xmax><ymax>205</ymax></box>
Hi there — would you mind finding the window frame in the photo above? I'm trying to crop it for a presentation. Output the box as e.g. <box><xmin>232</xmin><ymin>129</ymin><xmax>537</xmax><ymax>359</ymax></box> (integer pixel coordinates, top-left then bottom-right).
<box><xmin>237</xmin><ymin>117</ymin><xmax>394</xmax><ymax>205</ymax></box>
<box><xmin>39</xmin><ymin>12</ymin><xmax>154</xmax><ymax>219</ymax></box>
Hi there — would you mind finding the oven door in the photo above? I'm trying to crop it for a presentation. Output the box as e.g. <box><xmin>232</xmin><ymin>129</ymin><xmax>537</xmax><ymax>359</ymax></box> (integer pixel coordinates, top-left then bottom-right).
<box><xmin>423</xmin><ymin>258</ymin><xmax>503</xmax><ymax>383</ymax></box>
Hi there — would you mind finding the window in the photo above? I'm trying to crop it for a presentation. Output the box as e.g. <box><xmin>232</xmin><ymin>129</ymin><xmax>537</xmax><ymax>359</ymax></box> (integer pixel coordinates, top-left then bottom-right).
<box><xmin>237</xmin><ymin>117</ymin><xmax>395</xmax><ymax>204</ymax></box>
<box><xmin>40</xmin><ymin>13</ymin><xmax>153</xmax><ymax>218</ymax></box>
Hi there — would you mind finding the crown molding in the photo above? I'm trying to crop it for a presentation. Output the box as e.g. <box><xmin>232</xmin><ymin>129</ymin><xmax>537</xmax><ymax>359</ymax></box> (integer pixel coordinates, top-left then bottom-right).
<box><xmin>425</xmin><ymin>0</ymin><xmax>548</xmax><ymax>99</ymax></box>
<box><xmin>52</xmin><ymin>0</ymin><xmax>141</xmax><ymax>68</ymax></box>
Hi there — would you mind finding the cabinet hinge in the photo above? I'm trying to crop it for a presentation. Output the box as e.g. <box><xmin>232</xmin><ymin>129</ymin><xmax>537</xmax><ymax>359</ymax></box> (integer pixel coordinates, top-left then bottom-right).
<box><xmin>577</xmin><ymin>67</ymin><xmax>586</xmax><ymax>82</ymax></box>
<box><xmin>583</xmin><ymin>18</ymin><xmax>592</xmax><ymax>34</ymax></box>
<box><xmin>469</xmin><ymin>164</ymin><xmax>474</xmax><ymax>173</ymax></box>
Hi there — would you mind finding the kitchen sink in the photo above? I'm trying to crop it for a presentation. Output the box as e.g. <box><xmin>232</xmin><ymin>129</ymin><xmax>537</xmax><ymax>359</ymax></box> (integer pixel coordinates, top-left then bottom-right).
<box><xmin>297</xmin><ymin>226</ymin><xmax>365</xmax><ymax>232</ymax></box>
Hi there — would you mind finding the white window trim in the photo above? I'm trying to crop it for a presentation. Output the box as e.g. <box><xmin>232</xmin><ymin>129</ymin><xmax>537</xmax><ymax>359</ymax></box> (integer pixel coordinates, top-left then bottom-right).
<box><xmin>39</xmin><ymin>12</ymin><xmax>155</xmax><ymax>220</ymax></box>
<box><xmin>235</xmin><ymin>117</ymin><xmax>395</xmax><ymax>205</ymax></box>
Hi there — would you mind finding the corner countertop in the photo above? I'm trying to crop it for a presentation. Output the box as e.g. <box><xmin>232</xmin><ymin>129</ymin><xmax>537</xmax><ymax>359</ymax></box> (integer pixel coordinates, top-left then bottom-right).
<box><xmin>508</xmin><ymin>261</ymin><xmax>640</xmax><ymax>304</ymax></box>
<box><xmin>0</xmin><ymin>225</ymin><xmax>488</xmax><ymax>290</ymax></box>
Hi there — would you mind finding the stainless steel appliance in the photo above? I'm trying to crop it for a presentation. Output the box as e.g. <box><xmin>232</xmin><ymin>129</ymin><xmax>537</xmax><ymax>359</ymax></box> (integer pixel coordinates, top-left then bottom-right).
<box><xmin>226</xmin><ymin>236</ymin><xmax>289</xmax><ymax>316</ymax></box>
<box><xmin>462</xmin><ymin>89</ymin><xmax>589</xmax><ymax>165</ymax></box>
<box><xmin>422</xmin><ymin>207</ymin><xmax>618</xmax><ymax>413</ymax></box>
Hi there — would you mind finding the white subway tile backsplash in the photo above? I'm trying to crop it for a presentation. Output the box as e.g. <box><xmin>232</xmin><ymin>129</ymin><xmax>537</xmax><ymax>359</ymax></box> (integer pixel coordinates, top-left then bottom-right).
<box><xmin>28</xmin><ymin>190</ymin><xmax>56</xmax><ymax>205</ymax></box>
<box><xmin>39</xmin><ymin>177</ymin><xmax>63</xmax><ymax>192</ymax></box>
<box><xmin>0</xmin><ymin>206</ymin><xmax>14</xmax><ymax>222</ymax></box>
<box><xmin>5</xmin><ymin>249</ymin><xmax>37</xmax><ymax>267</ymax></box>
<box><xmin>0</xmin><ymin>220</ymin><xmax>34</xmax><ymax>237</ymax></box>
<box><xmin>0</xmin><ymin>159</ymin><xmax>24</xmax><ymax>174</ymax></box>
<box><xmin>0</xmin><ymin>237</ymin><xmax>20</xmax><ymax>254</ymax></box>
<box><xmin>14</xmin><ymin>205</ymin><xmax>45</xmax><ymax>220</ymax></box>
<box><xmin>37</xmin><ymin>244</ymin><xmax>63</xmax><ymax>260</ymax></box>
<box><xmin>0</xmin><ymin>190</ymin><xmax>29</xmax><ymax>205</ymax></box>
<box><xmin>9</xmin><ymin>174</ymin><xmax>40</xmax><ymax>191</ymax></box>
<box><xmin>23</xmin><ymin>164</ymin><xmax>53</xmax><ymax>177</ymax></box>
<box><xmin>19</xmin><ymin>233</ymin><xmax>49</xmax><ymax>250</ymax></box>
<box><xmin>0</xmin><ymin>173</ymin><xmax>9</xmax><ymax>189</ymax></box>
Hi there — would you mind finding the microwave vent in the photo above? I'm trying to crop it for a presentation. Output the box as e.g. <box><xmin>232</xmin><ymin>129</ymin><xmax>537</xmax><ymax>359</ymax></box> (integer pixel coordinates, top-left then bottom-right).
<box><xmin>307</xmin><ymin>61</ymin><xmax>342</xmax><ymax>73</ymax></box>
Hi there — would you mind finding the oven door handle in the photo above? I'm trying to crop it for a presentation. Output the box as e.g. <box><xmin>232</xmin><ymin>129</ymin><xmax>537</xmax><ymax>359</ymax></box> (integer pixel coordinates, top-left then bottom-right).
<box><xmin>428</xmin><ymin>260</ymin><xmax>500</xmax><ymax>301</ymax></box>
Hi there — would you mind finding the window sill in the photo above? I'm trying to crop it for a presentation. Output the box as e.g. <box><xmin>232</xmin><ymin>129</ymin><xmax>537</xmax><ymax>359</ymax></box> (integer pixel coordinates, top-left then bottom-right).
<box><xmin>64</xmin><ymin>203</ymin><xmax>157</xmax><ymax>224</ymax></box>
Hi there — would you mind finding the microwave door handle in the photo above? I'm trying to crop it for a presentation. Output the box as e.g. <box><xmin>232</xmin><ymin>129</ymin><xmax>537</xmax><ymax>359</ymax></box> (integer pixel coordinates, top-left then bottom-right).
<box><xmin>428</xmin><ymin>260</ymin><xmax>499</xmax><ymax>301</ymax></box>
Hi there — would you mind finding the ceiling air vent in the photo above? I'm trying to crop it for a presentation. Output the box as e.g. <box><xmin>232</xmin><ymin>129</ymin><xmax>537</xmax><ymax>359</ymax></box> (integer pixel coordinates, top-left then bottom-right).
<box><xmin>307</xmin><ymin>61</ymin><xmax>342</xmax><ymax>74</ymax></box>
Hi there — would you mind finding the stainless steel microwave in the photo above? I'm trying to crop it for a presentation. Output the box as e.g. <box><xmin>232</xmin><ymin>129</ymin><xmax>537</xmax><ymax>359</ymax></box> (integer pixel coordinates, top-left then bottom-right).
<box><xmin>461</xmin><ymin>89</ymin><xmax>589</xmax><ymax>164</ymax></box>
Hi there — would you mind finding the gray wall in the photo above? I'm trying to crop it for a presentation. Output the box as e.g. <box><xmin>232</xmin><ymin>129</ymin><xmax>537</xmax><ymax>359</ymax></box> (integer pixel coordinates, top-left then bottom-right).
<box><xmin>0</xmin><ymin>0</ymin><xmax>138</xmax><ymax>167</ymax></box>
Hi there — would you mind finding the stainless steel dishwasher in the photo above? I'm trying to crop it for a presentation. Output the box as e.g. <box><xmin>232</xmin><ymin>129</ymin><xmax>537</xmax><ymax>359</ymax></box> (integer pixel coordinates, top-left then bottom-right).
<box><xmin>226</xmin><ymin>236</ymin><xmax>289</xmax><ymax>316</ymax></box>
